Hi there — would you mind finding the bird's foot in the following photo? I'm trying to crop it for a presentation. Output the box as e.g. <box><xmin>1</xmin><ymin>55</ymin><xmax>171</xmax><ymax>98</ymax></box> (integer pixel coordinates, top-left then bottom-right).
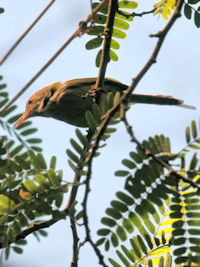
<box><xmin>81</xmin><ymin>85</ymin><xmax>105</xmax><ymax>102</ymax></box>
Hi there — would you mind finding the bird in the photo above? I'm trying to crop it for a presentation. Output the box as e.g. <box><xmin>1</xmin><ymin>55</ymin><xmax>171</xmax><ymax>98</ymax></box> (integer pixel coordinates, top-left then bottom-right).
<box><xmin>14</xmin><ymin>77</ymin><xmax>195</xmax><ymax>128</ymax></box>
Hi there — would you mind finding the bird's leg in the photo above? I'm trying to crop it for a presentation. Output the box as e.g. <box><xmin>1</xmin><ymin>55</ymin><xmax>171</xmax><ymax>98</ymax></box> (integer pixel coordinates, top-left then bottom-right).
<box><xmin>81</xmin><ymin>85</ymin><xmax>105</xmax><ymax>102</ymax></box>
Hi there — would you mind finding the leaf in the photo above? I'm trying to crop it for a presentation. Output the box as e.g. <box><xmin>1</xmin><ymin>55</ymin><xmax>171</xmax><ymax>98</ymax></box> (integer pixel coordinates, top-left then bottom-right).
<box><xmin>111</xmin><ymin>233</ymin><xmax>119</xmax><ymax>247</ymax></box>
<box><xmin>115</xmin><ymin>170</ymin><xmax>129</xmax><ymax>177</ymax></box>
<box><xmin>114</xmin><ymin>18</ymin><xmax>130</xmax><ymax>30</ymax></box>
<box><xmin>116</xmin><ymin>250</ymin><xmax>130</xmax><ymax>267</ymax></box>
<box><xmin>50</xmin><ymin>156</ymin><xmax>56</xmax><ymax>169</ymax></box>
<box><xmin>35</xmin><ymin>174</ymin><xmax>49</xmax><ymax>189</ymax></box>
<box><xmin>66</xmin><ymin>149</ymin><xmax>79</xmax><ymax>164</ymax></box>
<box><xmin>75</xmin><ymin>129</ymin><xmax>88</xmax><ymax>147</ymax></box>
<box><xmin>37</xmin><ymin>153</ymin><xmax>47</xmax><ymax>169</ymax></box>
<box><xmin>122</xmin><ymin>159</ymin><xmax>136</xmax><ymax>169</ymax></box>
<box><xmin>0</xmin><ymin>194</ymin><xmax>15</xmax><ymax>215</ymax></box>
<box><xmin>88</xmin><ymin>25</ymin><xmax>104</xmax><ymax>35</ymax></box>
<box><xmin>186</xmin><ymin>126</ymin><xmax>190</xmax><ymax>143</ymax></box>
<box><xmin>191</xmin><ymin>120</ymin><xmax>198</xmax><ymax>138</ymax></box>
<box><xmin>121</xmin><ymin>245</ymin><xmax>135</xmax><ymax>262</ymax></box>
<box><xmin>111</xmin><ymin>39</ymin><xmax>120</xmax><ymax>50</ymax></box>
<box><xmin>184</xmin><ymin>3</ymin><xmax>192</xmax><ymax>19</ymax></box>
<box><xmin>101</xmin><ymin>217</ymin><xmax>116</xmax><ymax>227</ymax></box>
<box><xmin>109</xmin><ymin>258</ymin><xmax>122</xmax><ymax>267</ymax></box>
<box><xmin>112</xmin><ymin>28</ymin><xmax>126</xmax><ymax>39</ymax></box>
<box><xmin>85</xmin><ymin>110</ymin><xmax>98</xmax><ymax>131</ymax></box>
<box><xmin>12</xmin><ymin>246</ymin><xmax>23</xmax><ymax>254</ymax></box>
<box><xmin>26</xmin><ymin>138</ymin><xmax>42</xmax><ymax>144</ymax></box>
<box><xmin>96</xmin><ymin>49</ymin><xmax>102</xmax><ymax>67</ymax></box>
<box><xmin>20</xmin><ymin>128</ymin><xmax>37</xmax><ymax>136</ymax></box>
<box><xmin>86</xmin><ymin>37</ymin><xmax>103</xmax><ymax>50</ymax></box>
<box><xmin>23</xmin><ymin>179</ymin><xmax>40</xmax><ymax>193</ymax></box>
<box><xmin>106</xmin><ymin>208</ymin><xmax>122</xmax><ymax>220</ymax></box>
<box><xmin>94</xmin><ymin>13</ymin><xmax>107</xmax><ymax>24</ymax></box>
<box><xmin>116</xmin><ymin>191</ymin><xmax>134</xmax><ymax>205</ymax></box>
<box><xmin>118</xmin><ymin>1</ymin><xmax>138</xmax><ymax>9</ymax></box>
<box><xmin>47</xmin><ymin>168</ymin><xmax>60</xmax><ymax>187</ymax></box>
<box><xmin>194</xmin><ymin>8</ymin><xmax>200</xmax><ymax>28</ymax></box>
<box><xmin>97</xmin><ymin>228</ymin><xmax>111</xmax><ymax>236</ymax></box>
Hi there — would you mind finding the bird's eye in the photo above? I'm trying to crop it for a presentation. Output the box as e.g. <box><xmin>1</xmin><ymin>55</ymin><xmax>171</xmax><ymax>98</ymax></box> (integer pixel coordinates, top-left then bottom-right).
<box><xmin>28</xmin><ymin>100</ymin><xmax>32</xmax><ymax>105</ymax></box>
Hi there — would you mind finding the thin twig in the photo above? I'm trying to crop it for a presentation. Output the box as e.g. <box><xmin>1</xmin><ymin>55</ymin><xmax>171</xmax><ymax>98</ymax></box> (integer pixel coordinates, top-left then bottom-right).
<box><xmin>0</xmin><ymin>0</ymin><xmax>56</xmax><ymax>65</ymax></box>
<box><xmin>117</xmin><ymin>8</ymin><xmax>156</xmax><ymax>18</ymax></box>
<box><xmin>122</xmin><ymin>111</ymin><xmax>200</xmax><ymax>190</ymax></box>
<box><xmin>0</xmin><ymin>0</ymin><xmax>109</xmax><ymax>117</ymax></box>
<box><xmin>70</xmin><ymin>217</ymin><xmax>79</xmax><ymax>267</ymax></box>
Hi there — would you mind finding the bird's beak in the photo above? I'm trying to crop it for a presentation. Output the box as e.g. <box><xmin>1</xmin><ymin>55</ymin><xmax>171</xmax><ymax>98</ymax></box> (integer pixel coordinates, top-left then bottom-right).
<box><xmin>14</xmin><ymin>111</ymin><xmax>30</xmax><ymax>128</ymax></box>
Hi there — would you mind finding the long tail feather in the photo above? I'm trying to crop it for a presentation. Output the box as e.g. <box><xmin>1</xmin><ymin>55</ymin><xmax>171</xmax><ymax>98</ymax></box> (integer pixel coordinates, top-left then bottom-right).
<box><xmin>130</xmin><ymin>94</ymin><xmax>196</xmax><ymax>110</ymax></box>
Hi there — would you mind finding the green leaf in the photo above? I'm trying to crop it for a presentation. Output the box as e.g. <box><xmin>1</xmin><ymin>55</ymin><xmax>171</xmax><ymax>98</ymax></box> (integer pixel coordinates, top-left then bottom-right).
<box><xmin>194</xmin><ymin>8</ymin><xmax>200</xmax><ymax>28</ymax></box>
<box><xmin>37</xmin><ymin>153</ymin><xmax>47</xmax><ymax>169</ymax></box>
<box><xmin>114</xmin><ymin>18</ymin><xmax>129</xmax><ymax>30</ymax></box>
<box><xmin>110</xmin><ymin>49</ymin><xmax>119</xmax><ymax>62</ymax></box>
<box><xmin>76</xmin><ymin>129</ymin><xmax>88</xmax><ymax>147</ymax></box>
<box><xmin>26</xmin><ymin>138</ymin><xmax>42</xmax><ymax>144</ymax></box>
<box><xmin>188</xmin><ymin>0</ymin><xmax>200</xmax><ymax>4</ymax></box>
<box><xmin>96</xmin><ymin>49</ymin><xmax>102</xmax><ymax>67</ymax></box>
<box><xmin>115</xmin><ymin>170</ymin><xmax>129</xmax><ymax>177</ymax></box>
<box><xmin>116</xmin><ymin>191</ymin><xmax>134</xmax><ymax>205</ymax></box>
<box><xmin>101</xmin><ymin>217</ymin><xmax>116</xmax><ymax>227</ymax></box>
<box><xmin>122</xmin><ymin>218</ymin><xmax>134</xmax><ymax>233</ymax></box>
<box><xmin>184</xmin><ymin>4</ymin><xmax>192</xmax><ymax>19</ymax></box>
<box><xmin>94</xmin><ymin>13</ymin><xmax>107</xmax><ymax>24</ymax></box>
<box><xmin>118</xmin><ymin>1</ymin><xmax>138</xmax><ymax>9</ymax></box>
<box><xmin>121</xmin><ymin>244</ymin><xmax>135</xmax><ymax>262</ymax></box>
<box><xmin>111</xmin><ymin>200</ymin><xmax>128</xmax><ymax>213</ymax></box>
<box><xmin>66</xmin><ymin>149</ymin><xmax>79</xmax><ymax>164</ymax></box>
<box><xmin>1</xmin><ymin>105</ymin><xmax>17</xmax><ymax>117</ymax></box>
<box><xmin>0</xmin><ymin>194</ymin><xmax>15</xmax><ymax>215</ymax></box>
<box><xmin>186</xmin><ymin>126</ymin><xmax>190</xmax><ymax>143</ymax></box>
<box><xmin>97</xmin><ymin>228</ymin><xmax>111</xmax><ymax>236</ymax></box>
<box><xmin>105</xmin><ymin>239</ymin><xmax>110</xmax><ymax>251</ymax></box>
<box><xmin>86</xmin><ymin>37</ymin><xmax>103</xmax><ymax>50</ymax></box>
<box><xmin>116</xmin><ymin>250</ymin><xmax>130</xmax><ymax>267</ymax></box>
<box><xmin>7</xmin><ymin>114</ymin><xmax>22</xmax><ymax>124</ymax></box>
<box><xmin>130</xmin><ymin>238</ymin><xmax>142</xmax><ymax>258</ymax></box>
<box><xmin>92</xmin><ymin>103</ymin><xmax>102</xmax><ymax>123</ymax></box>
<box><xmin>88</xmin><ymin>25</ymin><xmax>104</xmax><ymax>35</ymax></box>
<box><xmin>96</xmin><ymin>238</ymin><xmax>105</xmax><ymax>246</ymax></box>
<box><xmin>47</xmin><ymin>168</ymin><xmax>60</xmax><ymax>187</ymax></box>
<box><xmin>109</xmin><ymin>257</ymin><xmax>122</xmax><ymax>267</ymax></box>
<box><xmin>24</xmin><ymin>179</ymin><xmax>40</xmax><ymax>193</ymax></box>
<box><xmin>106</xmin><ymin>208</ymin><xmax>122</xmax><ymax>220</ymax></box>
<box><xmin>0</xmin><ymin>8</ymin><xmax>4</xmax><ymax>14</ymax></box>
<box><xmin>10</xmin><ymin>144</ymin><xmax>24</xmax><ymax>157</ymax></box>
<box><xmin>12</xmin><ymin>246</ymin><xmax>23</xmax><ymax>254</ymax></box>
<box><xmin>85</xmin><ymin>110</ymin><xmax>98</xmax><ymax>130</ymax></box>
<box><xmin>111</xmin><ymin>39</ymin><xmax>120</xmax><ymax>50</ymax></box>
<box><xmin>111</xmin><ymin>233</ymin><xmax>119</xmax><ymax>247</ymax></box>
<box><xmin>112</xmin><ymin>28</ymin><xmax>126</xmax><ymax>39</ymax></box>
<box><xmin>35</xmin><ymin>174</ymin><xmax>49</xmax><ymax>188</ymax></box>
<box><xmin>20</xmin><ymin>128</ymin><xmax>37</xmax><ymax>136</ymax></box>
<box><xmin>27</xmin><ymin>150</ymin><xmax>40</xmax><ymax>169</ymax></box>
<box><xmin>191</xmin><ymin>120</ymin><xmax>198</xmax><ymax>138</ymax></box>
<box><xmin>122</xmin><ymin>159</ymin><xmax>136</xmax><ymax>169</ymax></box>
<box><xmin>50</xmin><ymin>156</ymin><xmax>56</xmax><ymax>169</ymax></box>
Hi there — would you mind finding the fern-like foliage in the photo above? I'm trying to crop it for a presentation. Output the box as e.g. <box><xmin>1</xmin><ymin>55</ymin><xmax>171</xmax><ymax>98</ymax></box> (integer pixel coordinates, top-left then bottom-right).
<box><xmin>0</xmin><ymin>75</ymin><xmax>42</xmax><ymax>153</ymax></box>
<box><xmin>184</xmin><ymin>0</ymin><xmax>200</xmax><ymax>28</ymax></box>
<box><xmin>86</xmin><ymin>0</ymin><xmax>137</xmax><ymax>66</ymax></box>
<box><xmin>97</xmin><ymin>120</ymin><xmax>200</xmax><ymax>266</ymax></box>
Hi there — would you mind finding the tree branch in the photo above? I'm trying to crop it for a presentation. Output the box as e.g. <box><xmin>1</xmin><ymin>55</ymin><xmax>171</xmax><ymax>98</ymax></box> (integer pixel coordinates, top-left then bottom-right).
<box><xmin>0</xmin><ymin>0</ymin><xmax>56</xmax><ymax>66</ymax></box>
<box><xmin>117</xmin><ymin>8</ymin><xmax>156</xmax><ymax>18</ymax></box>
<box><xmin>95</xmin><ymin>0</ymin><xmax>118</xmax><ymax>88</ymax></box>
<box><xmin>0</xmin><ymin>0</ymin><xmax>109</xmax><ymax>116</ymax></box>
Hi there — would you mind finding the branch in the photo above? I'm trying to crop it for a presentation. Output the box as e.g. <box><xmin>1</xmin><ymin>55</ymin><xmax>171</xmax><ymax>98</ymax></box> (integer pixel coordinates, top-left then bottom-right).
<box><xmin>0</xmin><ymin>0</ymin><xmax>109</xmax><ymax>116</ymax></box>
<box><xmin>95</xmin><ymin>0</ymin><xmax>118</xmax><ymax>88</ymax></box>
<box><xmin>0</xmin><ymin>0</ymin><xmax>56</xmax><ymax>66</ymax></box>
<box><xmin>78</xmin><ymin>1</ymin><xmax>118</xmax><ymax>266</ymax></box>
<box><xmin>117</xmin><ymin>8</ymin><xmax>156</xmax><ymax>18</ymax></box>
<box><xmin>70</xmin><ymin>217</ymin><xmax>79</xmax><ymax>267</ymax></box>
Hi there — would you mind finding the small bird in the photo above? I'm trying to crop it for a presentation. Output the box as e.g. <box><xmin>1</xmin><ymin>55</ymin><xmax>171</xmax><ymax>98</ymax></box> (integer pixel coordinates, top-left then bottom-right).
<box><xmin>15</xmin><ymin>78</ymin><xmax>195</xmax><ymax>128</ymax></box>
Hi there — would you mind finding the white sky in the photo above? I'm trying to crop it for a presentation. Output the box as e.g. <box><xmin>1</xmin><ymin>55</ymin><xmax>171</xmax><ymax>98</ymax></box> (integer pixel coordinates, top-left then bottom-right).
<box><xmin>0</xmin><ymin>0</ymin><xmax>200</xmax><ymax>266</ymax></box>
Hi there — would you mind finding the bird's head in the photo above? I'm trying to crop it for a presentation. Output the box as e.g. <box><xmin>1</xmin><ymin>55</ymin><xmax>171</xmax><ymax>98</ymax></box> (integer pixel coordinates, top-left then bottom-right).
<box><xmin>14</xmin><ymin>83</ymin><xmax>60</xmax><ymax>128</ymax></box>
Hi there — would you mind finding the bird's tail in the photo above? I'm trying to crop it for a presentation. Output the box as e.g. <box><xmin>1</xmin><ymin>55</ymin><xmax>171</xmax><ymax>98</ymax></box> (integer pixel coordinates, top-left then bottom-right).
<box><xmin>130</xmin><ymin>94</ymin><xmax>196</xmax><ymax>110</ymax></box>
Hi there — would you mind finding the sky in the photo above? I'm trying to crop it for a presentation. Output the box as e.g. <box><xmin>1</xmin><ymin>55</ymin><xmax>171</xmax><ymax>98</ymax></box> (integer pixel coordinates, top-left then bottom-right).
<box><xmin>0</xmin><ymin>0</ymin><xmax>200</xmax><ymax>266</ymax></box>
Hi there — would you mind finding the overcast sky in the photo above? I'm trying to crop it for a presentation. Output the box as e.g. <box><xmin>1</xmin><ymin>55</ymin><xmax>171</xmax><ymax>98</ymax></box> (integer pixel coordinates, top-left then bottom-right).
<box><xmin>1</xmin><ymin>0</ymin><xmax>200</xmax><ymax>266</ymax></box>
